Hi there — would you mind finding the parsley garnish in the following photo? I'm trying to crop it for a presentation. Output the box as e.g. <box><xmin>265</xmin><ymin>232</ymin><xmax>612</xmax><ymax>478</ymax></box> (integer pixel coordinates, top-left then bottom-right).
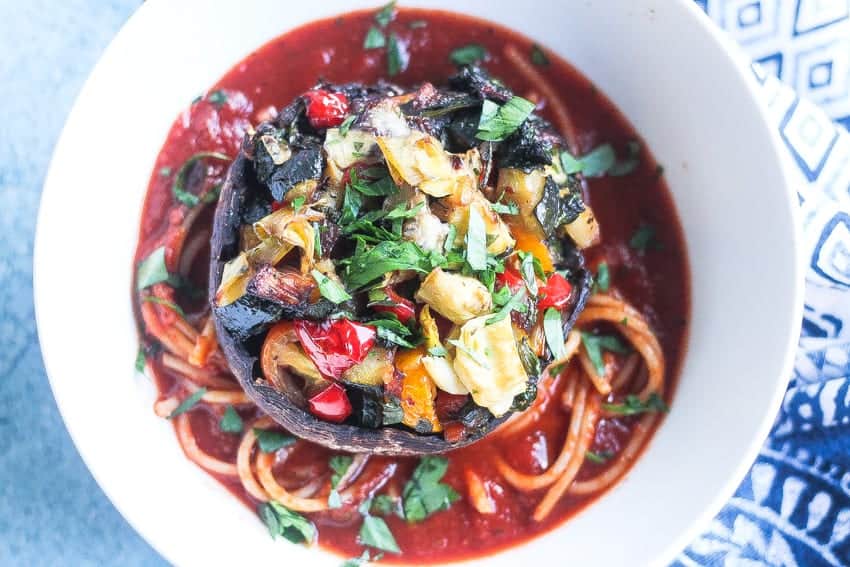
<box><xmin>339</xmin><ymin>114</ymin><xmax>357</xmax><ymax>136</ymax></box>
<box><xmin>530</xmin><ymin>44</ymin><xmax>550</xmax><ymax>66</ymax></box>
<box><xmin>344</xmin><ymin>240</ymin><xmax>433</xmax><ymax>289</ymax></box>
<box><xmin>475</xmin><ymin>96</ymin><xmax>536</xmax><ymax>142</ymax></box>
<box><xmin>328</xmin><ymin>455</ymin><xmax>354</xmax><ymax>509</ymax></box>
<box><xmin>367</xmin><ymin>315</ymin><xmax>418</xmax><ymax>349</ymax></box>
<box><xmin>580</xmin><ymin>332</ymin><xmax>630</xmax><ymax>376</ymax></box>
<box><xmin>608</xmin><ymin>141</ymin><xmax>641</xmax><ymax>176</ymax></box>
<box><xmin>594</xmin><ymin>261</ymin><xmax>610</xmax><ymax>293</ymax></box>
<box><xmin>387</xmin><ymin>32</ymin><xmax>408</xmax><ymax>77</ymax></box>
<box><xmin>447</xmin><ymin>339</ymin><xmax>490</xmax><ymax>369</ymax></box>
<box><xmin>172</xmin><ymin>152</ymin><xmax>230</xmax><ymax>207</ymax></box>
<box><xmin>465</xmin><ymin>206</ymin><xmax>487</xmax><ymax>271</ymax></box>
<box><xmin>585</xmin><ymin>450</ymin><xmax>613</xmax><ymax>464</ymax></box>
<box><xmin>350</xmin><ymin>169</ymin><xmax>398</xmax><ymax>196</ymax></box>
<box><xmin>363</xmin><ymin>26</ymin><xmax>386</xmax><ymax>49</ymax></box>
<box><xmin>312</xmin><ymin>269</ymin><xmax>352</xmax><ymax>304</ymax></box>
<box><xmin>543</xmin><ymin>308</ymin><xmax>566</xmax><ymax>359</ymax></box>
<box><xmin>580</xmin><ymin>144</ymin><xmax>616</xmax><ymax>177</ymax></box>
<box><xmin>135</xmin><ymin>347</ymin><xmax>146</xmax><ymax>372</ymax></box>
<box><xmin>291</xmin><ymin>196</ymin><xmax>306</xmax><ymax>211</ymax></box>
<box><xmin>253</xmin><ymin>428</ymin><xmax>297</xmax><ymax>453</ymax></box>
<box><xmin>258</xmin><ymin>501</ymin><xmax>316</xmax><ymax>544</ymax></box>
<box><xmin>359</xmin><ymin>514</ymin><xmax>400</xmax><ymax>554</ymax></box>
<box><xmin>219</xmin><ymin>405</ymin><xmax>243</xmax><ymax>433</ymax></box>
<box><xmin>486</xmin><ymin>289</ymin><xmax>527</xmax><ymax>325</ymax></box>
<box><xmin>560</xmin><ymin>142</ymin><xmax>640</xmax><ymax>178</ymax></box>
<box><xmin>207</xmin><ymin>89</ymin><xmax>227</xmax><ymax>107</ymax></box>
<box><xmin>371</xmin><ymin>494</ymin><xmax>402</xmax><ymax>517</ymax></box>
<box><xmin>602</xmin><ymin>393</ymin><xmax>669</xmax><ymax>416</ymax></box>
<box><xmin>490</xmin><ymin>200</ymin><xmax>519</xmax><ymax>215</ymax></box>
<box><xmin>374</xmin><ymin>1</ymin><xmax>396</xmax><ymax>27</ymax></box>
<box><xmin>168</xmin><ymin>388</ymin><xmax>207</xmax><ymax>419</ymax></box>
<box><xmin>382</xmin><ymin>396</ymin><xmax>404</xmax><ymax>425</ymax></box>
<box><xmin>136</xmin><ymin>247</ymin><xmax>170</xmax><ymax>290</ymax></box>
<box><xmin>402</xmin><ymin>456</ymin><xmax>460</xmax><ymax>523</ymax></box>
<box><xmin>518</xmin><ymin>251</ymin><xmax>540</xmax><ymax>295</ymax></box>
<box><xmin>159</xmin><ymin>166</ymin><xmax>172</xmax><ymax>177</ymax></box>
<box><xmin>428</xmin><ymin>345</ymin><xmax>448</xmax><ymax>357</ymax></box>
<box><xmin>629</xmin><ymin>224</ymin><xmax>658</xmax><ymax>254</ymax></box>
<box><xmin>449</xmin><ymin>44</ymin><xmax>487</xmax><ymax>65</ymax></box>
<box><xmin>341</xmin><ymin>550</ymin><xmax>373</xmax><ymax>567</ymax></box>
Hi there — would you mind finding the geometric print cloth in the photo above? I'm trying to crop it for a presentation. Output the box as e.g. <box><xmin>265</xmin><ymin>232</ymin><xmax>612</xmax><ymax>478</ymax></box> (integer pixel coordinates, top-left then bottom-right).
<box><xmin>677</xmin><ymin>2</ymin><xmax>850</xmax><ymax>566</ymax></box>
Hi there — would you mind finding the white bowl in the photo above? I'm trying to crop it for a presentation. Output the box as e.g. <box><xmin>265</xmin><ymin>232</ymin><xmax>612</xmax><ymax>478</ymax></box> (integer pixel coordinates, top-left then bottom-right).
<box><xmin>34</xmin><ymin>0</ymin><xmax>804</xmax><ymax>565</ymax></box>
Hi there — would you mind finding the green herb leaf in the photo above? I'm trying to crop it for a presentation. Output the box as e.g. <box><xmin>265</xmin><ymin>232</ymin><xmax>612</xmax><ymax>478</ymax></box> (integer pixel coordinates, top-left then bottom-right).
<box><xmin>312</xmin><ymin>269</ymin><xmax>352</xmax><ymax>304</ymax></box>
<box><xmin>519</xmin><ymin>251</ymin><xmax>539</xmax><ymax>295</ymax></box>
<box><xmin>374</xmin><ymin>0</ymin><xmax>396</xmax><ymax>27</ymax></box>
<box><xmin>371</xmin><ymin>494</ymin><xmax>401</xmax><ymax>517</ymax></box>
<box><xmin>363</xmin><ymin>26</ymin><xmax>386</xmax><ymax>49</ymax></box>
<box><xmin>259</xmin><ymin>501</ymin><xmax>316</xmax><ymax>543</ymax></box>
<box><xmin>490</xmin><ymin>200</ymin><xmax>519</xmax><ymax>215</ymax></box>
<box><xmin>543</xmin><ymin>308</ymin><xmax>566</xmax><ymax>359</ymax></box>
<box><xmin>207</xmin><ymin>89</ymin><xmax>227</xmax><ymax>107</ymax></box>
<box><xmin>328</xmin><ymin>455</ymin><xmax>354</xmax><ymax>509</ymax></box>
<box><xmin>168</xmin><ymin>388</ymin><xmax>207</xmax><ymax>419</ymax></box>
<box><xmin>254</xmin><ymin>428</ymin><xmax>297</xmax><ymax>453</ymax></box>
<box><xmin>585</xmin><ymin>450</ymin><xmax>613</xmax><ymax>464</ymax></box>
<box><xmin>141</xmin><ymin>296</ymin><xmax>186</xmax><ymax>317</ymax></box>
<box><xmin>136</xmin><ymin>247</ymin><xmax>170</xmax><ymax>290</ymax></box>
<box><xmin>359</xmin><ymin>515</ymin><xmax>400</xmax><ymax>553</ymax></box>
<box><xmin>594</xmin><ymin>261</ymin><xmax>610</xmax><ymax>293</ymax></box>
<box><xmin>341</xmin><ymin>550</ymin><xmax>372</xmax><ymax>567</ymax></box>
<box><xmin>339</xmin><ymin>115</ymin><xmax>357</xmax><ymax>137</ymax></box>
<box><xmin>491</xmin><ymin>285</ymin><xmax>512</xmax><ymax>307</ymax></box>
<box><xmin>172</xmin><ymin>152</ymin><xmax>230</xmax><ymax>207</ymax></box>
<box><xmin>217</xmin><ymin>405</ymin><xmax>244</xmax><ymax>433</ymax></box>
<box><xmin>350</xmin><ymin>169</ymin><xmax>399</xmax><ymax>196</ymax></box>
<box><xmin>443</xmin><ymin>224</ymin><xmax>457</xmax><ymax>253</ymax></box>
<box><xmin>608</xmin><ymin>141</ymin><xmax>641</xmax><ymax>176</ymax></box>
<box><xmin>447</xmin><ymin>339</ymin><xmax>490</xmax><ymax>369</ymax></box>
<box><xmin>135</xmin><ymin>347</ymin><xmax>146</xmax><ymax>372</ymax></box>
<box><xmin>402</xmin><ymin>456</ymin><xmax>460</xmax><ymax>523</ymax></box>
<box><xmin>159</xmin><ymin>166</ymin><xmax>172</xmax><ymax>177</ymax></box>
<box><xmin>560</xmin><ymin>150</ymin><xmax>584</xmax><ymax>175</ymax></box>
<box><xmin>387</xmin><ymin>32</ymin><xmax>408</xmax><ymax>77</ymax></box>
<box><xmin>581</xmin><ymin>144</ymin><xmax>617</xmax><ymax>177</ymax></box>
<box><xmin>344</xmin><ymin>240</ymin><xmax>432</xmax><ymax>289</ymax></box>
<box><xmin>580</xmin><ymin>332</ymin><xmax>630</xmax><ymax>376</ymax></box>
<box><xmin>530</xmin><ymin>44</ymin><xmax>550</xmax><ymax>66</ymax></box>
<box><xmin>629</xmin><ymin>224</ymin><xmax>658</xmax><ymax>254</ymax></box>
<box><xmin>486</xmin><ymin>289</ymin><xmax>527</xmax><ymax>325</ymax></box>
<box><xmin>602</xmin><ymin>393</ymin><xmax>669</xmax><ymax>416</ymax></box>
<box><xmin>367</xmin><ymin>316</ymin><xmax>418</xmax><ymax>349</ymax></box>
<box><xmin>475</xmin><ymin>96</ymin><xmax>536</xmax><ymax>142</ymax></box>
<box><xmin>449</xmin><ymin>44</ymin><xmax>487</xmax><ymax>65</ymax></box>
<box><xmin>465</xmin><ymin>206</ymin><xmax>487</xmax><ymax>271</ymax></box>
<box><xmin>291</xmin><ymin>196</ymin><xmax>306</xmax><ymax>211</ymax></box>
<box><xmin>384</xmin><ymin>201</ymin><xmax>424</xmax><ymax>220</ymax></box>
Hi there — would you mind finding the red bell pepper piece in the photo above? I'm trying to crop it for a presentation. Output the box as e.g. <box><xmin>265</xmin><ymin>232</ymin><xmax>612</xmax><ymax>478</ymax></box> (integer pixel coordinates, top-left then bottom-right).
<box><xmin>308</xmin><ymin>383</ymin><xmax>352</xmax><ymax>423</ymax></box>
<box><xmin>538</xmin><ymin>273</ymin><xmax>573</xmax><ymax>310</ymax></box>
<box><xmin>303</xmin><ymin>89</ymin><xmax>349</xmax><ymax>129</ymax></box>
<box><xmin>372</xmin><ymin>287</ymin><xmax>416</xmax><ymax>324</ymax></box>
<box><xmin>293</xmin><ymin>318</ymin><xmax>376</xmax><ymax>379</ymax></box>
<box><xmin>495</xmin><ymin>266</ymin><xmax>525</xmax><ymax>294</ymax></box>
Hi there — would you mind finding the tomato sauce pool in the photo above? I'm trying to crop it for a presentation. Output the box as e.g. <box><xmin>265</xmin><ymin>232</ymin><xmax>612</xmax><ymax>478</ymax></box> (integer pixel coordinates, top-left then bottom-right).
<box><xmin>133</xmin><ymin>7</ymin><xmax>689</xmax><ymax>563</ymax></box>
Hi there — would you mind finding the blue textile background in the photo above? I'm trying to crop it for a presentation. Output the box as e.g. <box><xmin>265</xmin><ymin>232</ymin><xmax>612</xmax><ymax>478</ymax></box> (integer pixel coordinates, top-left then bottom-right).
<box><xmin>1</xmin><ymin>1</ymin><xmax>848</xmax><ymax>566</ymax></box>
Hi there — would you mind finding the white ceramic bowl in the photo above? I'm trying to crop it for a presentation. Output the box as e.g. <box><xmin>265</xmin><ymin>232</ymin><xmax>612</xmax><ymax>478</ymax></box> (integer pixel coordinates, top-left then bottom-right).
<box><xmin>34</xmin><ymin>0</ymin><xmax>804</xmax><ymax>565</ymax></box>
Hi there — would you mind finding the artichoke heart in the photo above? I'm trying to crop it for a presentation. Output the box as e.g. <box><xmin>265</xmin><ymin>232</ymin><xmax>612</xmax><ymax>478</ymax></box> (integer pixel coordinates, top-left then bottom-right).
<box><xmin>253</xmin><ymin>209</ymin><xmax>320</xmax><ymax>273</ymax></box>
<box><xmin>563</xmin><ymin>206</ymin><xmax>601</xmax><ymax>249</ymax></box>
<box><xmin>324</xmin><ymin>127</ymin><xmax>379</xmax><ymax>170</ymax></box>
<box><xmin>496</xmin><ymin>167</ymin><xmax>547</xmax><ymax>220</ymax></box>
<box><xmin>415</xmin><ymin>268</ymin><xmax>492</xmax><ymax>324</ymax></box>
<box><xmin>452</xmin><ymin>315</ymin><xmax>529</xmax><ymax>417</ymax></box>
<box><xmin>447</xmin><ymin>194</ymin><xmax>515</xmax><ymax>255</ymax></box>
<box><xmin>216</xmin><ymin>252</ymin><xmax>253</xmax><ymax>307</ymax></box>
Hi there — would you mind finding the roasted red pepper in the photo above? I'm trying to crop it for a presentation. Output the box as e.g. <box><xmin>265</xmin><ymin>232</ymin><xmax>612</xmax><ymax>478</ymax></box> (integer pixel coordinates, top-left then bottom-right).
<box><xmin>308</xmin><ymin>383</ymin><xmax>352</xmax><ymax>423</ymax></box>
<box><xmin>303</xmin><ymin>89</ymin><xmax>349</xmax><ymax>129</ymax></box>
<box><xmin>294</xmin><ymin>318</ymin><xmax>376</xmax><ymax>379</ymax></box>
<box><xmin>538</xmin><ymin>273</ymin><xmax>573</xmax><ymax>310</ymax></box>
<box><xmin>372</xmin><ymin>287</ymin><xmax>416</xmax><ymax>324</ymax></box>
<box><xmin>495</xmin><ymin>266</ymin><xmax>524</xmax><ymax>294</ymax></box>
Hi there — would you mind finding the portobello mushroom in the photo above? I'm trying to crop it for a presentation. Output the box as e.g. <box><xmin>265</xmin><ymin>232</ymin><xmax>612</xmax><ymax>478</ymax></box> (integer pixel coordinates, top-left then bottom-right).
<box><xmin>210</xmin><ymin>71</ymin><xmax>592</xmax><ymax>456</ymax></box>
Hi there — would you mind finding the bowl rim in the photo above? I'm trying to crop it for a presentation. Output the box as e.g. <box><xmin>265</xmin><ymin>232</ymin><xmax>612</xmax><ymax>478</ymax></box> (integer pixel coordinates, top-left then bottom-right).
<box><xmin>33</xmin><ymin>1</ymin><xmax>805</xmax><ymax>565</ymax></box>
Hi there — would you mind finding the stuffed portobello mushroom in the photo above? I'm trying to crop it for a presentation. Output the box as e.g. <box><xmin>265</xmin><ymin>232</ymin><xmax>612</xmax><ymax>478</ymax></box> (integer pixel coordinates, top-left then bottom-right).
<box><xmin>210</xmin><ymin>66</ymin><xmax>594</xmax><ymax>455</ymax></box>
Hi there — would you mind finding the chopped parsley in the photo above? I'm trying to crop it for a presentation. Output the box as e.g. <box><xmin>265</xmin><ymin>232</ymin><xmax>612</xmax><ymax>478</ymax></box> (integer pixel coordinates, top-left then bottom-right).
<box><xmin>560</xmin><ymin>142</ymin><xmax>640</xmax><ymax>178</ymax></box>
<box><xmin>490</xmin><ymin>200</ymin><xmax>519</xmax><ymax>215</ymax></box>
<box><xmin>486</xmin><ymin>289</ymin><xmax>527</xmax><ymax>325</ymax></box>
<box><xmin>371</xmin><ymin>494</ymin><xmax>402</xmax><ymax>517</ymax></box>
<box><xmin>339</xmin><ymin>114</ymin><xmax>357</xmax><ymax>136</ymax></box>
<box><xmin>168</xmin><ymin>388</ymin><xmax>207</xmax><ymax>419</ymax></box>
<box><xmin>449</xmin><ymin>44</ymin><xmax>487</xmax><ymax>65</ymax></box>
<box><xmin>207</xmin><ymin>89</ymin><xmax>227</xmax><ymax>107</ymax></box>
<box><xmin>594</xmin><ymin>261</ymin><xmax>610</xmax><ymax>293</ymax></box>
<box><xmin>374</xmin><ymin>0</ymin><xmax>396</xmax><ymax>27</ymax></box>
<box><xmin>580</xmin><ymin>332</ymin><xmax>630</xmax><ymax>376</ymax></box>
<box><xmin>629</xmin><ymin>224</ymin><xmax>659</xmax><ymax>254</ymax></box>
<box><xmin>447</xmin><ymin>339</ymin><xmax>490</xmax><ymax>369</ymax></box>
<box><xmin>158</xmin><ymin>166</ymin><xmax>172</xmax><ymax>177</ymax></box>
<box><xmin>367</xmin><ymin>315</ymin><xmax>418</xmax><ymax>349</ymax></box>
<box><xmin>140</xmin><ymin>296</ymin><xmax>185</xmax><ymax>317</ymax></box>
<box><xmin>253</xmin><ymin>428</ymin><xmax>297</xmax><ymax>453</ymax></box>
<box><xmin>312</xmin><ymin>269</ymin><xmax>352</xmax><ymax>304</ymax></box>
<box><xmin>543</xmin><ymin>308</ymin><xmax>566</xmax><ymax>359</ymax></box>
<box><xmin>219</xmin><ymin>406</ymin><xmax>243</xmax><ymax>433</ymax></box>
<box><xmin>328</xmin><ymin>455</ymin><xmax>354</xmax><ymax>509</ymax></box>
<box><xmin>518</xmin><ymin>251</ymin><xmax>540</xmax><ymax>295</ymax></box>
<box><xmin>349</xmin><ymin>169</ymin><xmax>399</xmax><ymax>196</ymax></box>
<box><xmin>135</xmin><ymin>347</ymin><xmax>146</xmax><ymax>372</ymax></box>
<box><xmin>428</xmin><ymin>345</ymin><xmax>448</xmax><ymax>357</ymax></box>
<box><xmin>258</xmin><ymin>501</ymin><xmax>316</xmax><ymax>544</ymax></box>
<box><xmin>172</xmin><ymin>152</ymin><xmax>230</xmax><ymax>207</ymax></box>
<box><xmin>359</xmin><ymin>514</ymin><xmax>400</xmax><ymax>554</ymax></box>
<box><xmin>387</xmin><ymin>32</ymin><xmax>408</xmax><ymax>77</ymax></box>
<box><xmin>136</xmin><ymin>247</ymin><xmax>170</xmax><ymax>290</ymax></box>
<box><xmin>602</xmin><ymin>393</ymin><xmax>669</xmax><ymax>416</ymax></box>
<box><xmin>341</xmin><ymin>550</ymin><xmax>374</xmax><ymax>567</ymax></box>
<box><xmin>363</xmin><ymin>26</ymin><xmax>386</xmax><ymax>49</ymax></box>
<box><xmin>530</xmin><ymin>44</ymin><xmax>550</xmax><ymax>66</ymax></box>
<box><xmin>402</xmin><ymin>456</ymin><xmax>460</xmax><ymax>523</ymax></box>
<box><xmin>585</xmin><ymin>450</ymin><xmax>614</xmax><ymax>464</ymax></box>
<box><xmin>476</xmin><ymin>96</ymin><xmax>536</xmax><ymax>142</ymax></box>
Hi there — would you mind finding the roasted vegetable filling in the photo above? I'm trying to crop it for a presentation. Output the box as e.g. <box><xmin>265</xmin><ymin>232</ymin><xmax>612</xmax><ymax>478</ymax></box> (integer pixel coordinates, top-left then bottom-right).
<box><xmin>215</xmin><ymin>66</ymin><xmax>597</xmax><ymax>439</ymax></box>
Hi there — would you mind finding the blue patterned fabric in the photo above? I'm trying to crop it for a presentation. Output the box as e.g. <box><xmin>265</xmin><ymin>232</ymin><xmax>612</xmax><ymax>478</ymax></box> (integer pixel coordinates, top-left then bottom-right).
<box><xmin>676</xmin><ymin>2</ymin><xmax>850</xmax><ymax>566</ymax></box>
<box><xmin>1</xmin><ymin>1</ymin><xmax>849</xmax><ymax>566</ymax></box>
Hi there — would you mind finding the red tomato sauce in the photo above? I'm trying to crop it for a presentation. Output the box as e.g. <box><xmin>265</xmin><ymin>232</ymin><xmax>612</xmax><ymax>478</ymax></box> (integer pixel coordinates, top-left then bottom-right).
<box><xmin>133</xmin><ymin>7</ymin><xmax>689</xmax><ymax>563</ymax></box>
